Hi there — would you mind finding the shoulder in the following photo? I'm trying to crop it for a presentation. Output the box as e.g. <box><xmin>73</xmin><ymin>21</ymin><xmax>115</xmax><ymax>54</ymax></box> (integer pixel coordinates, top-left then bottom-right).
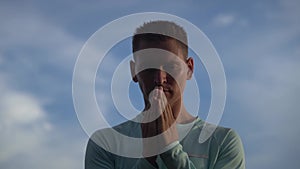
<box><xmin>213</xmin><ymin>125</ymin><xmax>241</xmax><ymax>146</ymax></box>
<box><xmin>89</xmin><ymin>120</ymin><xmax>141</xmax><ymax>148</ymax></box>
<box><xmin>88</xmin><ymin>120</ymin><xmax>143</xmax><ymax>158</ymax></box>
<box><xmin>191</xmin><ymin>119</ymin><xmax>245</xmax><ymax>168</ymax></box>
<box><xmin>113</xmin><ymin>120</ymin><xmax>141</xmax><ymax>137</ymax></box>
<box><xmin>91</xmin><ymin>120</ymin><xmax>140</xmax><ymax>137</ymax></box>
<box><xmin>192</xmin><ymin>118</ymin><xmax>241</xmax><ymax>145</ymax></box>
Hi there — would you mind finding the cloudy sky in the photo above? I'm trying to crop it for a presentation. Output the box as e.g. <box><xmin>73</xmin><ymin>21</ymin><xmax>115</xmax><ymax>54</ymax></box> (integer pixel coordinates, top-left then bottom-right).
<box><xmin>0</xmin><ymin>0</ymin><xmax>299</xmax><ymax>169</ymax></box>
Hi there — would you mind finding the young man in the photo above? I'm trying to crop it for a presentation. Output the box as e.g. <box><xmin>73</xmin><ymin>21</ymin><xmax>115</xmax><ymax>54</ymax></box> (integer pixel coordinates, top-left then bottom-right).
<box><xmin>85</xmin><ymin>21</ymin><xmax>245</xmax><ymax>169</ymax></box>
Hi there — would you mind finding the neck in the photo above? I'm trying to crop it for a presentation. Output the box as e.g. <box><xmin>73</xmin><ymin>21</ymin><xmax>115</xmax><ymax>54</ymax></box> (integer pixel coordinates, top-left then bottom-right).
<box><xmin>175</xmin><ymin>104</ymin><xmax>196</xmax><ymax>124</ymax></box>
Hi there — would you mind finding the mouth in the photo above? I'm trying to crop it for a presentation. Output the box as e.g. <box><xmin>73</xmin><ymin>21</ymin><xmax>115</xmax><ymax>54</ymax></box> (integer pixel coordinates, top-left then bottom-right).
<box><xmin>154</xmin><ymin>86</ymin><xmax>170</xmax><ymax>93</ymax></box>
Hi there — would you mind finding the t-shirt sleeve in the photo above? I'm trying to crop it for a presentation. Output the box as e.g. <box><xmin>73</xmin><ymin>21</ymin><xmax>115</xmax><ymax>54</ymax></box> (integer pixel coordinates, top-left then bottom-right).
<box><xmin>213</xmin><ymin>129</ymin><xmax>246</xmax><ymax>169</ymax></box>
<box><xmin>85</xmin><ymin>138</ymin><xmax>114</xmax><ymax>169</ymax></box>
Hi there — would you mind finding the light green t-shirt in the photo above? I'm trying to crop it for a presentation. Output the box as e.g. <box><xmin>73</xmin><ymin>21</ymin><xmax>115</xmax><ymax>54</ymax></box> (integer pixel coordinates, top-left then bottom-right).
<box><xmin>85</xmin><ymin>117</ymin><xmax>245</xmax><ymax>169</ymax></box>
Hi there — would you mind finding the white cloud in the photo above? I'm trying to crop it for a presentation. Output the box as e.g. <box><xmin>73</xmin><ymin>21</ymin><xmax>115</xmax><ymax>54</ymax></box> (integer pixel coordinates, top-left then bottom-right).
<box><xmin>1</xmin><ymin>92</ymin><xmax>45</xmax><ymax>125</ymax></box>
<box><xmin>0</xmin><ymin>3</ymin><xmax>87</xmax><ymax>169</ymax></box>
<box><xmin>222</xmin><ymin>3</ymin><xmax>300</xmax><ymax>167</ymax></box>
<box><xmin>0</xmin><ymin>5</ymin><xmax>83</xmax><ymax>73</ymax></box>
<box><xmin>0</xmin><ymin>69</ymin><xmax>86</xmax><ymax>169</ymax></box>
<box><xmin>212</xmin><ymin>14</ymin><xmax>236</xmax><ymax>27</ymax></box>
<box><xmin>0</xmin><ymin>73</ymin><xmax>50</xmax><ymax>160</ymax></box>
<box><xmin>1</xmin><ymin>1</ymin><xmax>299</xmax><ymax>169</ymax></box>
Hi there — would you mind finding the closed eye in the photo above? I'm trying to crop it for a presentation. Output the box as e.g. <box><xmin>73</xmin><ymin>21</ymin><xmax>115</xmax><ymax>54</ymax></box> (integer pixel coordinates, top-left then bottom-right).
<box><xmin>164</xmin><ymin>64</ymin><xmax>181</xmax><ymax>71</ymax></box>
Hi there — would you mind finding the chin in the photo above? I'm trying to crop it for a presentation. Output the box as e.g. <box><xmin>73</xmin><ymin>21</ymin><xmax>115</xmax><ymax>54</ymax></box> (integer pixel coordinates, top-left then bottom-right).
<box><xmin>167</xmin><ymin>96</ymin><xmax>181</xmax><ymax>105</ymax></box>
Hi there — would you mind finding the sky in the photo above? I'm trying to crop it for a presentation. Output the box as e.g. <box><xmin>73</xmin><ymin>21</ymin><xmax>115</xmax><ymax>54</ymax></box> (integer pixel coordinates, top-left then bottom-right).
<box><xmin>0</xmin><ymin>0</ymin><xmax>299</xmax><ymax>168</ymax></box>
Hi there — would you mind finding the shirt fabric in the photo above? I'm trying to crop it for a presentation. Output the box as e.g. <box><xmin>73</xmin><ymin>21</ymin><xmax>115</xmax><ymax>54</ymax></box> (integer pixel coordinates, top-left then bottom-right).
<box><xmin>85</xmin><ymin>117</ymin><xmax>245</xmax><ymax>169</ymax></box>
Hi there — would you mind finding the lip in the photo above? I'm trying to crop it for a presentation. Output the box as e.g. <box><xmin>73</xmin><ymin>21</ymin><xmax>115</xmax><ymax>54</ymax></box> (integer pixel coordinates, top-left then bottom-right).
<box><xmin>163</xmin><ymin>89</ymin><xmax>170</xmax><ymax>92</ymax></box>
<box><xmin>154</xmin><ymin>86</ymin><xmax>170</xmax><ymax>92</ymax></box>
<box><xmin>155</xmin><ymin>86</ymin><xmax>164</xmax><ymax>91</ymax></box>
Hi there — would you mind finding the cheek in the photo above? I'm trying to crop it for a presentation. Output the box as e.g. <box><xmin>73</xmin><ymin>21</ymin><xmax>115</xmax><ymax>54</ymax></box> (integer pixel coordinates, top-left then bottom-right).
<box><xmin>137</xmin><ymin>78</ymin><xmax>153</xmax><ymax>95</ymax></box>
<box><xmin>169</xmin><ymin>71</ymin><xmax>186</xmax><ymax>89</ymax></box>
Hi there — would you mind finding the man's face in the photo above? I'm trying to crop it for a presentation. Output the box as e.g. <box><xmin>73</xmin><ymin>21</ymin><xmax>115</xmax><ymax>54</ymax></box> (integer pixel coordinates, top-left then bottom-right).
<box><xmin>131</xmin><ymin>39</ymin><xmax>193</xmax><ymax>107</ymax></box>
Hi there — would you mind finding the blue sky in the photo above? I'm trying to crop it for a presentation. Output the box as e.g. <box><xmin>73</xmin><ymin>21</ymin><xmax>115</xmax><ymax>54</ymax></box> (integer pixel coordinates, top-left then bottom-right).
<box><xmin>0</xmin><ymin>0</ymin><xmax>299</xmax><ymax>168</ymax></box>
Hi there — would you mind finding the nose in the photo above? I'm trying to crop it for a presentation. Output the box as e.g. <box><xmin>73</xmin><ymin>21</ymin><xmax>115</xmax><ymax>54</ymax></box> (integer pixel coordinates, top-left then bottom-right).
<box><xmin>153</xmin><ymin>69</ymin><xmax>167</xmax><ymax>85</ymax></box>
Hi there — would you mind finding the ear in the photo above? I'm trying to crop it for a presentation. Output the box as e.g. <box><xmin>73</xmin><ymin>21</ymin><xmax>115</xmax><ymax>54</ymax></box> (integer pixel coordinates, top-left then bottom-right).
<box><xmin>186</xmin><ymin>57</ymin><xmax>194</xmax><ymax>80</ymax></box>
<box><xmin>130</xmin><ymin>60</ymin><xmax>138</xmax><ymax>82</ymax></box>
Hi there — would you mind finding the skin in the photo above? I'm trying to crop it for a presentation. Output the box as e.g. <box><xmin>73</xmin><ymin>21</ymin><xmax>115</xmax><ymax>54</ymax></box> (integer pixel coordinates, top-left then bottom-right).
<box><xmin>130</xmin><ymin>39</ymin><xmax>196</xmax><ymax>166</ymax></box>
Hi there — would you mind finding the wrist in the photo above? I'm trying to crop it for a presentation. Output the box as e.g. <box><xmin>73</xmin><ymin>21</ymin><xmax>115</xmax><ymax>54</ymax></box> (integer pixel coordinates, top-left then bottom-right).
<box><xmin>145</xmin><ymin>156</ymin><xmax>158</xmax><ymax>168</ymax></box>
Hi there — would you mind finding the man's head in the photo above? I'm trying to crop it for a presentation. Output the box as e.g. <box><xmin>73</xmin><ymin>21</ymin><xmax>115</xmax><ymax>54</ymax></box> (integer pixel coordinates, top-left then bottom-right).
<box><xmin>130</xmin><ymin>21</ymin><xmax>194</xmax><ymax>108</ymax></box>
<box><xmin>132</xmin><ymin>21</ymin><xmax>188</xmax><ymax>58</ymax></box>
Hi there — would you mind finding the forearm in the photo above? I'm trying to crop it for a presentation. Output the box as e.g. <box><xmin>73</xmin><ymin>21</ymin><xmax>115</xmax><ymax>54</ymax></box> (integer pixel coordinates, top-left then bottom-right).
<box><xmin>134</xmin><ymin>143</ymin><xmax>197</xmax><ymax>169</ymax></box>
<box><xmin>160</xmin><ymin>143</ymin><xmax>197</xmax><ymax>169</ymax></box>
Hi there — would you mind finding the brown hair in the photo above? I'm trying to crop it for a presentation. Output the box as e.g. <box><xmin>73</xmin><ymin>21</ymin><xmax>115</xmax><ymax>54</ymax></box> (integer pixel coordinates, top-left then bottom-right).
<box><xmin>132</xmin><ymin>21</ymin><xmax>188</xmax><ymax>58</ymax></box>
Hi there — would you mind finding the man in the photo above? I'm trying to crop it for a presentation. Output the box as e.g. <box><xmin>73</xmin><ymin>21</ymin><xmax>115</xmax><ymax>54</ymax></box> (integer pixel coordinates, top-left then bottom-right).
<box><xmin>85</xmin><ymin>21</ymin><xmax>245</xmax><ymax>169</ymax></box>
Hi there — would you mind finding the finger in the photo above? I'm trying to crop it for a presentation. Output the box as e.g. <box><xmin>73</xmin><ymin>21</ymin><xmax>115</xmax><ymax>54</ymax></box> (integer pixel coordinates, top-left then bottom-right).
<box><xmin>149</xmin><ymin>88</ymin><xmax>165</xmax><ymax>115</ymax></box>
<box><xmin>142</xmin><ymin>89</ymin><xmax>164</xmax><ymax>123</ymax></box>
<box><xmin>159</xmin><ymin>104</ymin><xmax>173</xmax><ymax>131</ymax></box>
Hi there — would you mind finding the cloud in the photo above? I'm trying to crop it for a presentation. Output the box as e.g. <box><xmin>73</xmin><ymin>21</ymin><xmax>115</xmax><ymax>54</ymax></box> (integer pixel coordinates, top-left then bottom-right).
<box><xmin>0</xmin><ymin>73</ymin><xmax>50</xmax><ymax>160</ymax></box>
<box><xmin>0</xmin><ymin>92</ymin><xmax>46</xmax><ymax>126</ymax></box>
<box><xmin>0</xmin><ymin>4</ymin><xmax>83</xmax><ymax>73</ymax></box>
<box><xmin>0</xmin><ymin>3</ymin><xmax>87</xmax><ymax>169</ymax></box>
<box><xmin>230</xmin><ymin>57</ymin><xmax>300</xmax><ymax>168</ymax></box>
<box><xmin>212</xmin><ymin>14</ymin><xmax>236</xmax><ymax>27</ymax></box>
<box><xmin>221</xmin><ymin>2</ymin><xmax>300</xmax><ymax>167</ymax></box>
<box><xmin>1</xmin><ymin>1</ymin><xmax>299</xmax><ymax>169</ymax></box>
<box><xmin>0</xmin><ymin>72</ymin><xmax>86</xmax><ymax>169</ymax></box>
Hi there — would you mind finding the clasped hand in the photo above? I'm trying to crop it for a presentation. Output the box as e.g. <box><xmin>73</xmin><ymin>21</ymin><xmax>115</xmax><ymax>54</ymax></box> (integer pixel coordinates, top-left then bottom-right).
<box><xmin>141</xmin><ymin>88</ymin><xmax>179</xmax><ymax>159</ymax></box>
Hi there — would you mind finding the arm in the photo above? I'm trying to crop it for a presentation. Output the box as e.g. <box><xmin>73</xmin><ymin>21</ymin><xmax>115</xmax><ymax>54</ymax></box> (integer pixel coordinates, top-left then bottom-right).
<box><xmin>160</xmin><ymin>143</ymin><xmax>197</xmax><ymax>169</ymax></box>
<box><xmin>213</xmin><ymin>129</ymin><xmax>246</xmax><ymax>169</ymax></box>
<box><xmin>133</xmin><ymin>143</ymin><xmax>197</xmax><ymax>169</ymax></box>
<box><xmin>85</xmin><ymin>138</ymin><xmax>114</xmax><ymax>169</ymax></box>
<box><xmin>137</xmin><ymin>89</ymin><xmax>198</xmax><ymax>168</ymax></box>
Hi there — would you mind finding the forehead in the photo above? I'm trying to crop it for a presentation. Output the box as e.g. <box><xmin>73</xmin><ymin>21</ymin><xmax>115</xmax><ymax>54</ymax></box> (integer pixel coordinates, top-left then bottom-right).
<box><xmin>134</xmin><ymin>39</ymin><xmax>185</xmax><ymax>62</ymax></box>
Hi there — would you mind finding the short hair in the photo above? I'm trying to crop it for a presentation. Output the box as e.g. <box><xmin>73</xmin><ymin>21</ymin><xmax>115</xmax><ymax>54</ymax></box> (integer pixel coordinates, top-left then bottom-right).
<box><xmin>132</xmin><ymin>21</ymin><xmax>188</xmax><ymax>58</ymax></box>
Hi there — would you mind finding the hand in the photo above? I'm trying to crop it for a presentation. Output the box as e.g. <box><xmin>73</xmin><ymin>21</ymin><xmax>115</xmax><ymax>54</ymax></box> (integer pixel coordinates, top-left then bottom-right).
<box><xmin>141</xmin><ymin>88</ymin><xmax>179</xmax><ymax>160</ymax></box>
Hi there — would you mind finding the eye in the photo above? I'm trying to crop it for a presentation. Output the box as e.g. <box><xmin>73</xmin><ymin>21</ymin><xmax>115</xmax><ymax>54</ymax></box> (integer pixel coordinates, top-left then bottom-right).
<box><xmin>137</xmin><ymin>69</ymin><xmax>156</xmax><ymax>76</ymax></box>
<box><xmin>164</xmin><ymin>64</ymin><xmax>180</xmax><ymax>71</ymax></box>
